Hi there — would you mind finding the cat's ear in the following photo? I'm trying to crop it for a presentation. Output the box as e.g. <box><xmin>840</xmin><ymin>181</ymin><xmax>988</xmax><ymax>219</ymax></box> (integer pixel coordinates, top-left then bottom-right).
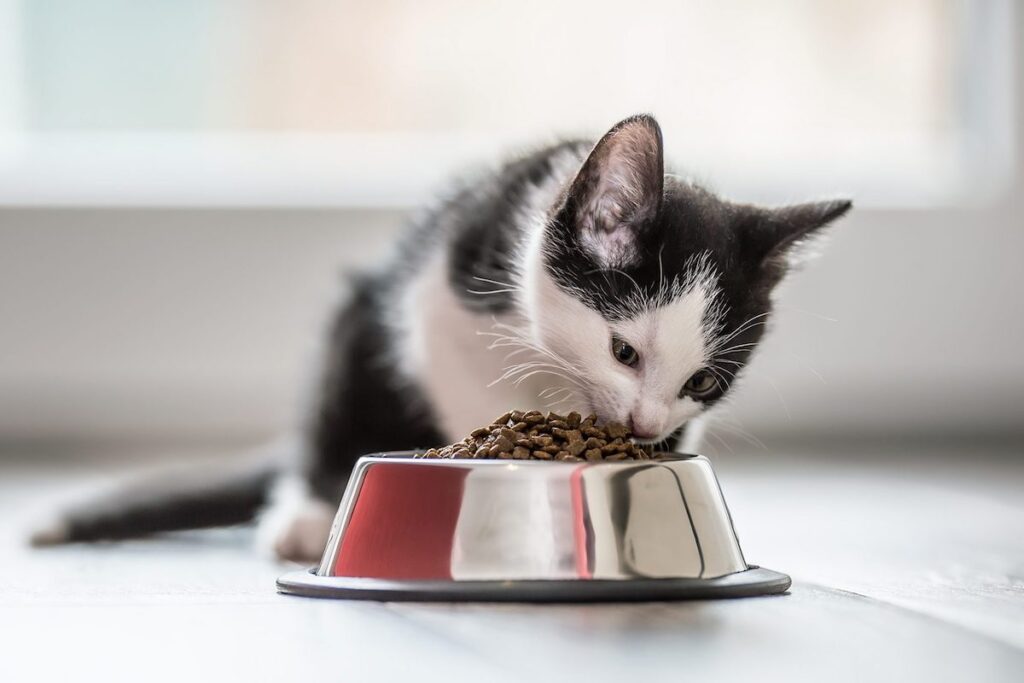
<box><xmin>749</xmin><ymin>199</ymin><xmax>852</xmax><ymax>271</ymax></box>
<box><xmin>559</xmin><ymin>114</ymin><xmax>664</xmax><ymax>268</ymax></box>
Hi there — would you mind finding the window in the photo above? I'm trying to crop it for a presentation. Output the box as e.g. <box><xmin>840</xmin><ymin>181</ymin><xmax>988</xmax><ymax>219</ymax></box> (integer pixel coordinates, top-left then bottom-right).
<box><xmin>0</xmin><ymin>0</ymin><xmax>1014</xmax><ymax>207</ymax></box>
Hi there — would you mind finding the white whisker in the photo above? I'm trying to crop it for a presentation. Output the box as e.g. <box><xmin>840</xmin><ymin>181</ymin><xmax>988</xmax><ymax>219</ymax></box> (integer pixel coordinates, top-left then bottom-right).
<box><xmin>786</xmin><ymin>350</ymin><xmax>827</xmax><ymax>385</ymax></box>
<box><xmin>762</xmin><ymin>374</ymin><xmax>792</xmax><ymax>421</ymax></box>
<box><xmin>712</xmin><ymin>420</ymin><xmax>768</xmax><ymax>452</ymax></box>
<box><xmin>709</xmin><ymin>313</ymin><xmax>772</xmax><ymax>352</ymax></box>
<box><xmin>472</xmin><ymin>276</ymin><xmax>521</xmax><ymax>290</ymax></box>
<box><xmin>776</xmin><ymin>305</ymin><xmax>838</xmax><ymax>323</ymax></box>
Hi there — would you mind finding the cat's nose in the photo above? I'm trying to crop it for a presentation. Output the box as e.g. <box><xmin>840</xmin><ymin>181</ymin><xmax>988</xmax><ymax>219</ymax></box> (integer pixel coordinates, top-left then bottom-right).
<box><xmin>628</xmin><ymin>415</ymin><xmax>658</xmax><ymax>441</ymax></box>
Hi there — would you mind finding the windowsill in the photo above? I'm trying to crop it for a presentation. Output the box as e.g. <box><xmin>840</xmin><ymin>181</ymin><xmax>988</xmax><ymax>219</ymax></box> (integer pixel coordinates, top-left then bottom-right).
<box><xmin>0</xmin><ymin>131</ymin><xmax>1014</xmax><ymax>210</ymax></box>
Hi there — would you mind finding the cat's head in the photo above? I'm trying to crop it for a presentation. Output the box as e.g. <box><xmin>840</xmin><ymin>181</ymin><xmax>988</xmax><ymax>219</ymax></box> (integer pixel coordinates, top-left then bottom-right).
<box><xmin>523</xmin><ymin>114</ymin><xmax>851</xmax><ymax>443</ymax></box>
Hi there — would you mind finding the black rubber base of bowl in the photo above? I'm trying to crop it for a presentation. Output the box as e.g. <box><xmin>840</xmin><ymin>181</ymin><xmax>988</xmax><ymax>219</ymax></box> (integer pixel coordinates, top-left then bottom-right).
<box><xmin>276</xmin><ymin>566</ymin><xmax>791</xmax><ymax>602</ymax></box>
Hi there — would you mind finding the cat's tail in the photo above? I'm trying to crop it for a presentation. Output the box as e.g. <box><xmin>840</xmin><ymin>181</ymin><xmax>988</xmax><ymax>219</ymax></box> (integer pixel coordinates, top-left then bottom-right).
<box><xmin>28</xmin><ymin>454</ymin><xmax>282</xmax><ymax>547</ymax></box>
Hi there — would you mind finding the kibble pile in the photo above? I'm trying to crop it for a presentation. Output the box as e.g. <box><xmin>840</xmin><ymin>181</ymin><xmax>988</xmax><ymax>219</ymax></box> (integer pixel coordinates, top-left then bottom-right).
<box><xmin>416</xmin><ymin>410</ymin><xmax>652</xmax><ymax>462</ymax></box>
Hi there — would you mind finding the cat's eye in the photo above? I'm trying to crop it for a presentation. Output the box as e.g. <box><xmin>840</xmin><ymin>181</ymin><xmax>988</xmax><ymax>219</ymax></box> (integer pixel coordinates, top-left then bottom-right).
<box><xmin>611</xmin><ymin>337</ymin><xmax>639</xmax><ymax>368</ymax></box>
<box><xmin>680</xmin><ymin>370</ymin><xmax>718</xmax><ymax>399</ymax></box>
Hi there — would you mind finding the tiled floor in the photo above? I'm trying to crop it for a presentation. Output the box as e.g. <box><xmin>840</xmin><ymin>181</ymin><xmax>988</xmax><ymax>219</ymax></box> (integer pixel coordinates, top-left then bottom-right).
<box><xmin>1</xmin><ymin>442</ymin><xmax>1021</xmax><ymax>682</ymax></box>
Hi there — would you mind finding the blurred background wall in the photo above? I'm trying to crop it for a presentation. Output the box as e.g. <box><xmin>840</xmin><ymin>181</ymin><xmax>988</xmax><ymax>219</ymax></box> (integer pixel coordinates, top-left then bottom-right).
<box><xmin>0</xmin><ymin>0</ymin><xmax>1020</xmax><ymax>451</ymax></box>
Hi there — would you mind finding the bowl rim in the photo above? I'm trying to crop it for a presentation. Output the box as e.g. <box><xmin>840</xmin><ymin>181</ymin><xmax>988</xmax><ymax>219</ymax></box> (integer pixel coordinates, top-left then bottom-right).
<box><xmin>278</xmin><ymin>566</ymin><xmax>792</xmax><ymax>602</ymax></box>
<box><xmin>359</xmin><ymin>450</ymin><xmax>703</xmax><ymax>465</ymax></box>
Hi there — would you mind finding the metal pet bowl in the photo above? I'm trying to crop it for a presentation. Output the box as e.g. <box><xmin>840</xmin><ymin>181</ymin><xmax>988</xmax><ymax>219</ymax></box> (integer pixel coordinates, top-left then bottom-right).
<box><xmin>277</xmin><ymin>452</ymin><xmax>790</xmax><ymax>602</ymax></box>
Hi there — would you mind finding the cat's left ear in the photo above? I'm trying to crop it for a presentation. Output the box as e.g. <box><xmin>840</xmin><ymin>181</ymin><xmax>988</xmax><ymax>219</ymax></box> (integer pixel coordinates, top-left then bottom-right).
<box><xmin>750</xmin><ymin>199</ymin><xmax>852</xmax><ymax>271</ymax></box>
<box><xmin>559</xmin><ymin>114</ymin><xmax>664</xmax><ymax>268</ymax></box>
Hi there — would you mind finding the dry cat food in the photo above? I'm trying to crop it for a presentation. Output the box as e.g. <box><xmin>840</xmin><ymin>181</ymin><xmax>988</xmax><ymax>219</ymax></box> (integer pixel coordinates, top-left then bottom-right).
<box><xmin>416</xmin><ymin>410</ymin><xmax>652</xmax><ymax>462</ymax></box>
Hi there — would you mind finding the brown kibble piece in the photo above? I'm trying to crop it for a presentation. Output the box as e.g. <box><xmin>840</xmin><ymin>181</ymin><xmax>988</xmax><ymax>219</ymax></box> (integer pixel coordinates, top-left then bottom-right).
<box><xmin>512</xmin><ymin>446</ymin><xmax>530</xmax><ymax>460</ymax></box>
<box><xmin>532</xmin><ymin>449</ymin><xmax>553</xmax><ymax>460</ymax></box>
<box><xmin>495</xmin><ymin>411</ymin><xmax>513</xmax><ymax>426</ymax></box>
<box><xmin>493</xmin><ymin>435</ymin><xmax>514</xmax><ymax>452</ymax></box>
<box><xmin>584</xmin><ymin>448</ymin><xmax>603</xmax><ymax>462</ymax></box>
<box><xmin>567</xmin><ymin>440</ymin><xmax>586</xmax><ymax>456</ymax></box>
<box><xmin>605</xmin><ymin>421</ymin><xmax>629</xmax><ymax>439</ymax></box>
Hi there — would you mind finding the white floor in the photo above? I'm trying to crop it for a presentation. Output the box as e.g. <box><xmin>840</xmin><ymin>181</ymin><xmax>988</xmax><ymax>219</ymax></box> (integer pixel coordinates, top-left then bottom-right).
<box><xmin>1</xmin><ymin>442</ymin><xmax>1022</xmax><ymax>682</ymax></box>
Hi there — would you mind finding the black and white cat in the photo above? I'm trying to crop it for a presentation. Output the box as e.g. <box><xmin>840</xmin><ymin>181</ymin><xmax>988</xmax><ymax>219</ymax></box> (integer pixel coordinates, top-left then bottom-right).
<box><xmin>33</xmin><ymin>115</ymin><xmax>850</xmax><ymax>561</ymax></box>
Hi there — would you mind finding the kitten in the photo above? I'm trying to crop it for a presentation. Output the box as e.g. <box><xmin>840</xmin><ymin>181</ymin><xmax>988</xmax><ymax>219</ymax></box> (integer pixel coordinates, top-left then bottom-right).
<box><xmin>32</xmin><ymin>115</ymin><xmax>850</xmax><ymax>561</ymax></box>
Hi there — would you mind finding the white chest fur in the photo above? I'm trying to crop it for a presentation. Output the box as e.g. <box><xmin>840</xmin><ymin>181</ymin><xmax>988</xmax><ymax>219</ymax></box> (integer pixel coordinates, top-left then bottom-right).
<box><xmin>392</xmin><ymin>253</ymin><xmax>559</xmax><ymax>442</ymax></box>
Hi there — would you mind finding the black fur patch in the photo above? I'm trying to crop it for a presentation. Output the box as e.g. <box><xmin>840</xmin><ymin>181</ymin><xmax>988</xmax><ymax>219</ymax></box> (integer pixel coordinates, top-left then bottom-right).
<box><xmin>442</xmin><ymin>140</ymin><xmax>590</xmax><ymax>314</ymax></box>
<box><xmin>303</xmin><ymin>273</ymin><xmax>447</xmax><ymax>501</ymax></box>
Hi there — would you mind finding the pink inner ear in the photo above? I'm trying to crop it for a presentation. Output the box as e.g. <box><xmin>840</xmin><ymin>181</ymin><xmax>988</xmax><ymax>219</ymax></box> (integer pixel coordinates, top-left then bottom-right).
<box><xmin>589</xmin><ymin>195</ymin><xmax>624</xmax><ymax>234</ymax></box>
<box><xmin>578</xmin><ymin>219</ymin><xmax>639</xmax><ymax>269</ymax></box>
<box><xmin>587</xmin><ymin>130</ymin><xmax>660</xmax><ymax>228</ymax></box>
<box><xmin>577</xmin><ymin>151</ymin><xmax>656</xmax><ymax>267</ymax></box>
<box><xmin>568</xmin><ymin>119</ymin><xmax>663</xmax><ymax>269</ymax></box>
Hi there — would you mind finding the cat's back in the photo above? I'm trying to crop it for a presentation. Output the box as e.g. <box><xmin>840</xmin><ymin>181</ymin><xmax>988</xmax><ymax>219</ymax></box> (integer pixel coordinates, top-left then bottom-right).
<box><xmin>425</xmin><ymin>138</ymin><xmax>590</xmax><ymax>313</ymax></box>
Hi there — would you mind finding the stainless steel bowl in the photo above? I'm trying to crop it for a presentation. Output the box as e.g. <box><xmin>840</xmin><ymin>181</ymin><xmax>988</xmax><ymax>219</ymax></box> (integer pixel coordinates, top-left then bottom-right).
<box><xmin>277</xmin><ymin>452</ymin><xmax>790</xmax><ymax>601</ymax></box>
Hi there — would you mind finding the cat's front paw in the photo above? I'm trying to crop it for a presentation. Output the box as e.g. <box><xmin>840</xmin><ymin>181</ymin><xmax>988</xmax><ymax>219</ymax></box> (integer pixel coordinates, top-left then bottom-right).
<box><xmin>257</xmin><ymin>475</ymin><xmax>336</xmax><ymax>563</ymax></box>
<box><xmin>272</xmin><ymin>503</ymin><xmax>335</xmax><ymax>563</ymax></box>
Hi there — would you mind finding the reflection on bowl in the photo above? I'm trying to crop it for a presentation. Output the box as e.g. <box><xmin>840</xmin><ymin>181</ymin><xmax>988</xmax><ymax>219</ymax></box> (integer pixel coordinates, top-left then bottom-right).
<box><xmin>278</xmin><ymin>452</ymin><xmax>791</xmax><ymax>602</ymax></box>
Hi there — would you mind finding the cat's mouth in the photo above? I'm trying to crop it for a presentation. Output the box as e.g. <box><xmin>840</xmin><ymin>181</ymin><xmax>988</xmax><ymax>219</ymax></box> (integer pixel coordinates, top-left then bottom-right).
<box><xmin>630</xmin><ymin>433</ymin><xmax>674</xmax><ymax>448</ymax></box>
<box><xmin>630</xmin><ymin>421</ymin><xmax>690</xmax><ymax>449</ymax></box>
<box><xmin>575</xmin><ymin>393</ymin><xmax>674</xmax><ymax>446</ymax></box>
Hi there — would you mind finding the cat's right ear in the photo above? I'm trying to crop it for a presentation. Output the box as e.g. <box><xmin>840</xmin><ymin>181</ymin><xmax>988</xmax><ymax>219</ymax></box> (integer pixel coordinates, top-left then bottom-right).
<box><xmin>556</xmin><ymin>115</ymin><xmax>664</xmax><ymax>268</ymax></box>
